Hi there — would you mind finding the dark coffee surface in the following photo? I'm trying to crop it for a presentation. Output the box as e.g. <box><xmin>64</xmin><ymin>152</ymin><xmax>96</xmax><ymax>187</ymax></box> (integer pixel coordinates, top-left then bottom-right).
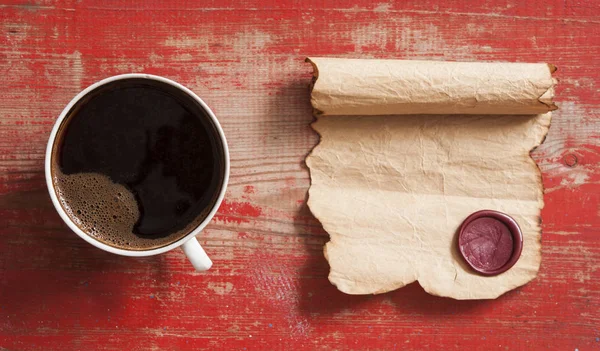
<box><xmin>53</xmin><ymin>79</ymin><xmax>224</xmax><ymax>249</ymax></box>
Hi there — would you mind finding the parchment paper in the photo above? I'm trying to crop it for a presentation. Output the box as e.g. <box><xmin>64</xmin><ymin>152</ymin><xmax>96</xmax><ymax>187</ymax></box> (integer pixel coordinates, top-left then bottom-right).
<box><xmin>305</xmin><ymin>58</ymin><xmax>555</xmax><ymax>299</ymax></box>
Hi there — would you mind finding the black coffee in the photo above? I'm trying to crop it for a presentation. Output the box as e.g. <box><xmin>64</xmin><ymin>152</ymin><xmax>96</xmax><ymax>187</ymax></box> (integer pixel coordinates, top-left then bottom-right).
<box><xmin>52</xmin><ymin>78</ymin><xmax>225</xmax><ymax>250</ymax></box>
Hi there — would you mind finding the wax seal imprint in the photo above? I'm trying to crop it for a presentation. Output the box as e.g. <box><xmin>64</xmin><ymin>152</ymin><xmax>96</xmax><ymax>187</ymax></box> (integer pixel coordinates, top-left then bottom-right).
<box><xmin>457</xmin><ymin>210</ymin><xmax>523</xmax><ymax>276</ymax></box>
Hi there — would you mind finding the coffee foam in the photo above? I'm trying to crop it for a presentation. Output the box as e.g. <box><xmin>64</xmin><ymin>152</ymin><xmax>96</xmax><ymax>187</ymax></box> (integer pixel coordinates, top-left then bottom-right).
<box><xmin>54</xmin><ymin>171</ymin><xmax>190</xmax><ymax>250</ymax></box>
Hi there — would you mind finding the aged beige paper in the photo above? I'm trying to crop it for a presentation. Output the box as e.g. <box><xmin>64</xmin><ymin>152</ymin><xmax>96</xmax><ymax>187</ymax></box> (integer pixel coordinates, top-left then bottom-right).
<box><xmin>307</xmin><ymin>57</ymin><xmax>556</xmax><ymax>116</ymax></box>
<box><xmin>306</xmin><ymin>58</ymin><xmax>555</xmax><ymax>299</ymax></box>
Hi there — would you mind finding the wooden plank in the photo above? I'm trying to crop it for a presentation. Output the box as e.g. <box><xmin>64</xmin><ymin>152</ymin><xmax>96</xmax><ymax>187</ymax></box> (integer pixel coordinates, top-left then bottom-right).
<box><xmin>0</xmin><ymin>0</ymin><xmax>599</xmax><ymax>349</ymax></box>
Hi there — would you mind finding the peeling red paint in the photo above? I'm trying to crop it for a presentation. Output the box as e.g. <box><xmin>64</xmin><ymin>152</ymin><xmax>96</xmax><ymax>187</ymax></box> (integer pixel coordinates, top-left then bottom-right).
<box><xmin>1</xmin><ymin>1</ymin><xmax>599</xmax><ymax>350</ymax></box>
<box><xmin>213</xmin><ymin>199</ymin><xmax>262</xmax><ymax>224</ymax></box>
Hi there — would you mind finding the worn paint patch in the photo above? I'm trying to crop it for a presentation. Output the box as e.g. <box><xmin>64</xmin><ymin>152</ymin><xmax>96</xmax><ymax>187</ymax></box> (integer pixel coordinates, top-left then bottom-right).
<box><xmin>207</xmin><ymin>282</ymin><xmax>234</xmax><ymax>295</ymax></box>
<box><xmin>373</xmin><ymin>3</ymin><xmax>392</xmax><ymax>13</ymax></box>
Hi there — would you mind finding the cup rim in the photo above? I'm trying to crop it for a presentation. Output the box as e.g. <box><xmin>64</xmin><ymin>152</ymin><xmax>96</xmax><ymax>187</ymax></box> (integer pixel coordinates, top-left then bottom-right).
<box><xmin>45</xmin><ymin>73</ymin><xmax>230</xmax><ymax>257</ymax></box>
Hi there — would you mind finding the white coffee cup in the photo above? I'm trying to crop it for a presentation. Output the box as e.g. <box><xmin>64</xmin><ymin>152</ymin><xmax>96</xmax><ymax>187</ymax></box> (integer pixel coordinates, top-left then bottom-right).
<box><xmin>45</xmin><ymin>74</ymin><xmax>229</xmax><ymax>271</ymax></box>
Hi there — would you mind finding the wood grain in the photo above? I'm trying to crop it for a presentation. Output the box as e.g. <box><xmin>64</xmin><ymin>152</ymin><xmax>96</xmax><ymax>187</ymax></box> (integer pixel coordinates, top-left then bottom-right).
<box><xmin>0</xmin><ymin>0</ymin><xmax>599</xmax><ymax>350</ymax></box>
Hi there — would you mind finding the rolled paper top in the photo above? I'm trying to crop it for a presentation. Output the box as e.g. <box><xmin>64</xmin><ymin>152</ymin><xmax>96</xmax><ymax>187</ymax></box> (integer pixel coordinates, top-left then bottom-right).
<box><xmin>307</xmin><ymin>57</ymin><xmax>557</xmax><ymax>116</ymax></box>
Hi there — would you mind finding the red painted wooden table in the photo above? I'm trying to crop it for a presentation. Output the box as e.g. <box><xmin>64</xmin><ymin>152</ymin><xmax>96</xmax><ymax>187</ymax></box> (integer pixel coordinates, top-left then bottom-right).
<box><xmin>1</xmin><ymin>1</ymin><xmax>599</xmax><ymax>350</ymax></box>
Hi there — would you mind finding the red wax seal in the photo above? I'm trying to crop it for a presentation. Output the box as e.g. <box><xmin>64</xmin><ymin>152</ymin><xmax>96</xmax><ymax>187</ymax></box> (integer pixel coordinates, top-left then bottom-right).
<box><xmin>457</xmin><ymin>210</ymin><xmax>523</xmax><ymax>276</ymax></box>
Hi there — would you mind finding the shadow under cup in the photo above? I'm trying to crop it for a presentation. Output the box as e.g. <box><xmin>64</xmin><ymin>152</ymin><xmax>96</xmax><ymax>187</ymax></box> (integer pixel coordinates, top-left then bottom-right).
<box><xmin>48</xmin><ymin>76</ymin><xmax>227</xmax><ymax>252</ymax></box>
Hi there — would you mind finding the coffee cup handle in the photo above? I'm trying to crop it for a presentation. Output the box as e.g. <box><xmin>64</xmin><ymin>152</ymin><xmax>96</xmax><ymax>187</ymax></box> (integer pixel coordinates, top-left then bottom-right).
<box><xmin>181</xmin><ymin>237</ymin><xmax>213</xmax><ymax>271</ymax></box>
